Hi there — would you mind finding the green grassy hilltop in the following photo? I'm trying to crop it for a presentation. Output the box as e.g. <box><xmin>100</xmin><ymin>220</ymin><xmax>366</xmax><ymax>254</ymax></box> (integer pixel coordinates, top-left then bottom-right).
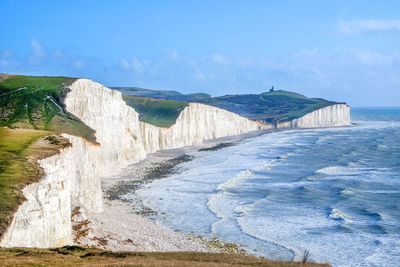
<box><xmin>0</xmin><ymin>75</ymin><xmax>96</xmax><ymax>236</ymax></box>
<box><xmin>122</xmin><ymin>95</ymin><xmax>188</xmax><ymax>127</ymax></box>
<box><xmin>114</xmin><ymin>86</ymin><xmax>342</xmax><ymax>123</ymax></box>
<box><xmin>0</xmin><ymin>128</ymin><xmax>69</xmax><ymax>238</ymax></box>
<box><xmin>1</xmin><ymin>74</ymin><xmax>343</xmax><ymax>131</ymax></box>
<box><xmin>0</xmin><ymin>75</ymin><xmax>96</xmax><ymax>142</ymax></box>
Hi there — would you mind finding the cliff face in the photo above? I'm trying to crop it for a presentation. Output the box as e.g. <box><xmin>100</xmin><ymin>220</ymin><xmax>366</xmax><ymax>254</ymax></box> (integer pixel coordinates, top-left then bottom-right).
<box><xmin>139</xmin><ymin>102</ymin><xmax>269</xmax><ymax>153</ymax></box>
<box><xmin>0</xmin><ymin>135</ymin><xmax>102</xmax><ymax>248</ymax></box>
<box><xmin>1</xmin><ymin>79</ymin><xmax>268</xmax><ymax>248</ymax></box>
<box><xmin>0</xmin><ymin>79</ymin><xmax>350</xmax><ymax>248</ymax></box>
<box><xmin>65</xmin><ymin>79</ymin><xmax>269</xmax><ymax>166</ymax></box>
<box><xmin>278</xmin><ymin>104</ymin><xmax>350</xmax><ymax>128</ymax></box>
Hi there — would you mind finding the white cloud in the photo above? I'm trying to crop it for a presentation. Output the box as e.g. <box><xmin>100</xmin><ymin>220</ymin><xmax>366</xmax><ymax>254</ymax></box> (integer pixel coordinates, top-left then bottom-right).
<box><xmin>119</xmin><ymin>58</ymin><xmax>146</xmax><ymax>73</ymax></box>
<box><xmin>53</xmin><ymin>49</ymin><xmax>64</xmax><ymax>59</ymax></box>
<box><xmin>394</xmin><ymin>54</ymin><xmax>400</xmax><ymax>65</ymax></box>
<box><xmin>0</xmin><ymin>49</ymin><xmax>14</xmax><ymax>58</ymax></box>
<box><xmin>194</xmin><ymin>69</ymin><xmax>206</xmax><ymax>80</ymax></box>
<box><xmin>132</xmin><ymin>58</ymin><xmax>145</xmax><ymax>73</ymax></box>
<box><xmin>0</xmin><ymin>50</ymin><xmax>19</xmax><ymax>71</ymax></box>
<box><xmin>73</xmin><ymin>60</ymin><xmax>85</xmax><ymax>69</ymax></box>
<box><xmin>119</xmin><ymin>58</ymin><xmax>130</xmax><ymax>70</ymax></box>
<box><xmin>2</xmin><ymin>42</ymin><xmax>399</xmax><ymax>106</ymax></box>
<box><xmin>211</xmin><ymin>53</ymin><xmax>231</xmax><ymax>64</ymax></box>
<box><xmin>351</xmin><ymin>50</ymin><xmax>392</xmax><ymax>65</ymax></box>
<box><xmin>167</xmin><ymin>49</ymin><xmax>179</xmax><ymax>60</ymax></box>
<box><xmin>391</xmin><ymin>74</ymin><xmax>400</xmax><ymax>85</ymax></box>
<box><xmin>295</xmin><ymin>47</ymin><xmax>319</xmax><ymax>57</ymax></box>
<box><xmin>0</xmin><ymin>59</ymin><xmax>9</xmax><ymax>67</ymax></box>
<box><xmin>29</xmin><ymin>39</ymin><xmax>46</xmax><ymax>64</ymax></box>
<box><xmin>339</xmin><ymin>19</ymin><xmax>400</xmax><ymax>34</ymax></box>
<box><xmin>0</xmin><ymin>59</ymin><xmax>19</xmax><ymax>70</ymax></box>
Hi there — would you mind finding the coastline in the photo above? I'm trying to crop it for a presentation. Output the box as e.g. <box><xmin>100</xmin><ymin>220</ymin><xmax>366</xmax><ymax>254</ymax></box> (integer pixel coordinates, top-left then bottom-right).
<box><xmin>72</xmin><ymin>129</ymin><xmax>271</xmax><ymax>254</ymax></box>
<box><xmin>72</xmin><ymin>125</ymin><xmax>351</xmax><ymax>255</ymax></box>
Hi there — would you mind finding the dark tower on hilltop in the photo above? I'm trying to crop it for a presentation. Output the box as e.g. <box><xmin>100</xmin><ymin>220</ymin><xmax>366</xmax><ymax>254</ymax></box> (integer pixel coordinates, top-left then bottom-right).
<box><xmin>269</xmin><ymin>86</ymin><xmax>274</xmax><ymax>92</ymax></box>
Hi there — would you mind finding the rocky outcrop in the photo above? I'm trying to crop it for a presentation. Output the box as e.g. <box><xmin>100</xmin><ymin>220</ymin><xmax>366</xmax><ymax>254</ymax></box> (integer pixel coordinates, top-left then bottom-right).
<box><xmin>278</xmin><ymin>104</ymin><xmax>350</xmax><ymax>128</ymax></box>
<box><xmin>0</xmin><ymin>79</ymin><xmax>350</xmax><ymax>248</ymax></box>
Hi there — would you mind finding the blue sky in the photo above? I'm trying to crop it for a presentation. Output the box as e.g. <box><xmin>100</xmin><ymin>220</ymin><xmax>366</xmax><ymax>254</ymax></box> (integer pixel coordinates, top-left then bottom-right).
<box><xmin>1</xmin><ymin>0</ymin><xmax>399</xmax><ymax>106</ymax></box>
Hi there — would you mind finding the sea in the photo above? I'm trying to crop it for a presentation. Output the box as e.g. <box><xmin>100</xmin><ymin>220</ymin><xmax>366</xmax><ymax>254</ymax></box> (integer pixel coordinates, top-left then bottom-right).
<box><xmin>132</xmin><ymin>107</ymin><xmax>400</xmax><ymax>267</ymax></box>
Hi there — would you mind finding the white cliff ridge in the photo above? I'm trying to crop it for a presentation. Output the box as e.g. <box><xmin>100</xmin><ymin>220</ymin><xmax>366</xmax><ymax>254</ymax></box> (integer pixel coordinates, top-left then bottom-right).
<box><xmin>278</xmin><ymin>104</ymin><xmax>350</xmax><ymax>128</ymax></box>
<box><xmin>0</xmin><ymin>78</ymin><xmax>350</xmax><ymax>248</ymax></box>
<box><xmin>64</xmin><ymin>79</ymin><xmax>269</xmax><ymax>167</ymax></box>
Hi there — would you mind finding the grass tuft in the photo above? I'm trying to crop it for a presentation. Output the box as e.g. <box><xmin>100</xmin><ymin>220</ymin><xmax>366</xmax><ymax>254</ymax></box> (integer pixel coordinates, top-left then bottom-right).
<box><xmin>302</xmin><ymin>249</ymin><xmax>312</xmax><ymax>263</ymax></box>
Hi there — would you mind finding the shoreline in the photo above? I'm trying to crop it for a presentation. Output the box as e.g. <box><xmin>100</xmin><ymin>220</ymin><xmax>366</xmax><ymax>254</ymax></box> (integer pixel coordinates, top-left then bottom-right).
<box><xmin>72</xmin><ymin>129</ymin><xmax>271</xmax><ymax>253</ymax></box>
<box><xmin>71</xmin><ymin>125</ymin><xmax>353</xmax><ymax>257</ymax></box>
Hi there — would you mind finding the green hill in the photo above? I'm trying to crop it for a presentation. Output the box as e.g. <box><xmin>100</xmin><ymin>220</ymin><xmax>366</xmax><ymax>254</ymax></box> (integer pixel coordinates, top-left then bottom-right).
<box><xmin>113</xmin><ymin>87</ymin><xmax>342</xmax><ymax>123</ymax></box>
<box><xmin>113</xmin><ymin>87</ymin><xmax>212</xmax><ymax>103</ymax></box>
<box><xmin>0</xmin><ymin>75</ymin><xmax>96</xmax><ymax>142</ymax></box>
<box><xmin>122</xmin><ymin>96</ymin><xmax>188</xmax><ymax>128</ymax></box>
<box><xmin>0</xmin><ymin>75</ymin><xmax>344</xmax><ymax>134</ymax></box>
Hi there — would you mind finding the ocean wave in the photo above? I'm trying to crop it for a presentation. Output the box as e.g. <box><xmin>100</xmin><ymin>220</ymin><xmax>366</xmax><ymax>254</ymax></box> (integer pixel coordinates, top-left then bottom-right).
<box><xmin>315</xmin><ymin>166</ymin><xmax>344</xmax><ymax>175</ymax></box>
<box><xmin>215</xmin><ymin>157</ymin><xmax>288</xmax><ymax>192</ymax></box>
<box><xmin>340</xmin><ymin>188</ymin><xmax>355</xmax><ymax>196</ymax></box>
<box><xmin>356</xmin><ymin>189</ymin><xmax>400</xmax><ymax>194</ymax></box>
<box><xmin>315</xmin><ymin>166</ymin><xmax>380</xmax><ymax>176</ymax></box>
<box><xmin>215</xmin><ymin>170</ymin><xmax>253</xmax><ymax>192</ymax></box>
<box><xmin>135</xmin><ymin>114</ymin><xmax>400</xmax><ymax>267</ymax></box>
<box><xmin>236</xmin><ymin>216</ymin><xmax>303</xmax><ymax>261</ymax></box>
<box><xmin>329</xmin><ymin>208</ymin><xmax>352</xmax><ymax>221</ymax></box>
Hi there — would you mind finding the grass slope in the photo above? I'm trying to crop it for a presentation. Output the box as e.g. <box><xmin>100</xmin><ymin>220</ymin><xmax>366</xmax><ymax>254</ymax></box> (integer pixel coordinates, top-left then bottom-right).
<box><xmin>114</xmin><ymin>86</ymin><xmax>212</xmax><ymax>102</ymax></box>
<box><xmin>211</xmin><ymin>90</ymin><xmax>338</xmax><ymax>122</ymax></box>
<box><xmin>115</xmin><ymin>87</ymin><xmax>342</xmax><ymax>123</ymax></box>
<box><xmin>123</xmin><ymin>95</ymin><xmax>188</xmax><ymax>127</ymax></box>
<box><xmin>0</xmin><ymin>128</ymin><xmax>69</xmax><ymax>238</ymax></box>
<box><xmin>0</xmin><ymin>246</ymin><xmax>330</xmax><ymax>266</ymax></box>
<box><xmin>0</xmin><ymin>75</ymin><xmax>96</xmax><ymax>142</ymax></box>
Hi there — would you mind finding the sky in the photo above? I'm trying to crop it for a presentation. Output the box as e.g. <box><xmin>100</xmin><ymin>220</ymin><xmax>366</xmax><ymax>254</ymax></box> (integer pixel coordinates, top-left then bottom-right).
<box><xmin>1</xmin><ymin>0</ymin><xmax>399</xmax><ymax>107</ymax></box>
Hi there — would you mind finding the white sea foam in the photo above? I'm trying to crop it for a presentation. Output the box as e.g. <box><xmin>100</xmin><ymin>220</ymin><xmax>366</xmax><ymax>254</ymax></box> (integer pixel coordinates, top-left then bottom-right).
<box><xmin>135</xmin><ymin>118</ymin><xmax>400</xmax><ymax>267</ymax></box>
<box><xmin>329</xmin><ymin>208</ymin><xmax>352</xmax><ymax>221</ymax></box>
<box><xmin>315</xmin><ymin>166</ymin><xmax>347</xmax><ymax>175</ymax></box>
<box><xmin>340</xmin><ymin>188</ymin><xmax>355</xmax><ymax>196</ymax></box>
<box><xmin>315</xmin><ymin>166</ymin><xmax>382</xmax><ymax>177</ymax></box>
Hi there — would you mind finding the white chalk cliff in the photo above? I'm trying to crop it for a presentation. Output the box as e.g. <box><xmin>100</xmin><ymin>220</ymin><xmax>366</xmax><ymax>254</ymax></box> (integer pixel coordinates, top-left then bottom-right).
<box><xmin>0</xmin><ymin>79</ymin><xmax>350</xmax><ymax>248</ymax></box>
<box><xmin>278</xmin><ymin>104</ymin><xmax>350</xmax><ymax>128</ymax></box>
<box><xmin>0</xmin><ymin>135</ymin><xmax>102</xmax><ymax>247</ymax></box>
